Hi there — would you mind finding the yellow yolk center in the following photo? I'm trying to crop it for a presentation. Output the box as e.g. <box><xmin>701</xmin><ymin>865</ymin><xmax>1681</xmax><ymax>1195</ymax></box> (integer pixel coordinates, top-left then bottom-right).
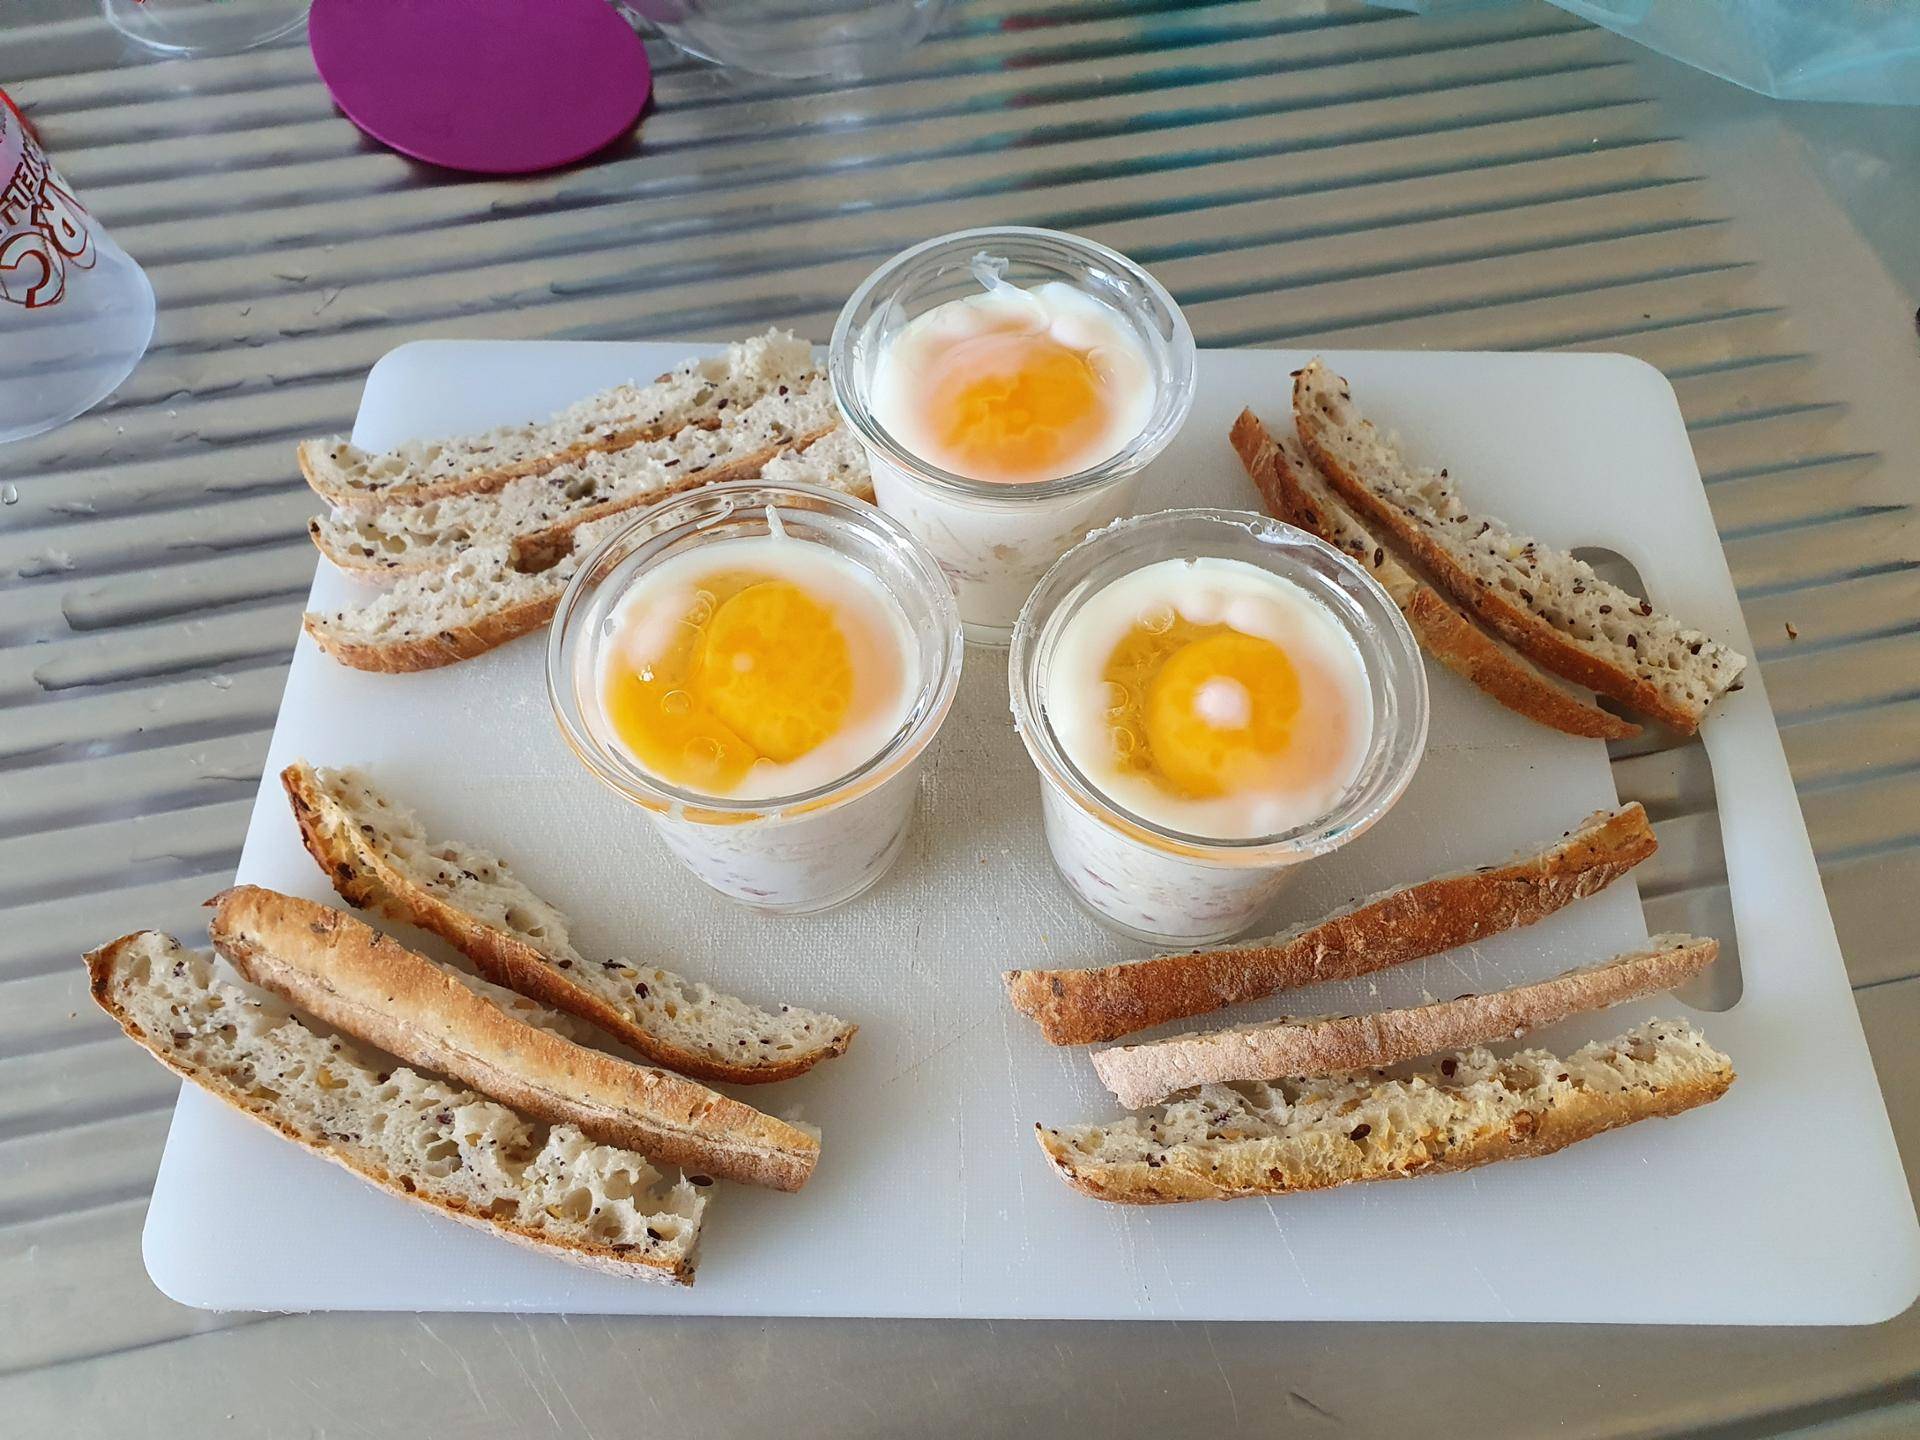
<box><xmin>928</xmin><ymin>332</ymin><xmax>1110</xmax><ymax>481</ymax></box>
<box><xmin>1102</xmin><ymin>617</ymin><xmax>1303</xmax><ymax>799</ymax></box>
<box><xmin>604</xmin><ymin>576</ymin><xmax>853</xmax><ymax>792</ymax></box>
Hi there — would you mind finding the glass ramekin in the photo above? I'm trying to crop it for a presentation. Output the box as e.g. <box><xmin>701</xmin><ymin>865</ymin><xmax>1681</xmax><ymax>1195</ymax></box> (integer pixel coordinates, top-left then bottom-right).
<box><xmin>548</xmin><ymin>482</ymin><xmax>964</xmax><ymax>914</ymax></box>
<box><xmin>829</xmin><ymin>226</ymin><xmax>1197</xmax><ymax>647</ymax></box>
<box><xmin>1008</xmin><ymin>509</ymin><xmax>1429</xmax><ymax>948</ymax></box>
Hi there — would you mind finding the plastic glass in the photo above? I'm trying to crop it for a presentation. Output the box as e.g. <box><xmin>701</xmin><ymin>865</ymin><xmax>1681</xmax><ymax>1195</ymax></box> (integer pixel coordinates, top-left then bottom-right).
<box><xmin>548</xmin><ymin>482</ymin><xmax>964</xmax><ymax>914</ymax></box>
<box><xmin>0</xmin><ymin>96</ymin><xmax>155</xmax><ymax>447</ymax></box>
<box><xmin>830</xmin><ymin>226</ymin><xmax>1197</xmax><ymax>647</ymax></box>
<box><xmin>1009</xmin><ymin>509</ymin><xmax>1430</xmax><ymax>947</ymax></box>
<box><xmin>101</xmin><ymin>0</ymin><xmax>312</xmax><ymax>56</ymax></box>
<box><xmin>625</xmin><ymin>0</ymin><xmax>945</xmax><ymax>80</ymax></box>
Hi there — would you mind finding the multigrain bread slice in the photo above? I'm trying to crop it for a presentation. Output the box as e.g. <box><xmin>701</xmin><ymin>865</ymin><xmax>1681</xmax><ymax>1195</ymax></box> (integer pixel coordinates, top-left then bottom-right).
<box><xmin>1091</xmin><ymin>934</ymin><xmax>1715</xmax><ymax>1108</ymax></box>
<box><xmin>208</xmin><ymin>886</ymin><xmax>820</xmax><ymax>1190</ymax></box>
<box><xmin>1230</xmin><ymin>409</ymin><xmax>1638</xmax><ymax>742</ymax></box>
<box><xmin>1040</xmin><ymin>1018</ymin><xmax>1732</xmax><ymax>1203</ymax></box>
<box><xmin>283</xmin><ymin>763</ymin><xmax>856</xmax><ymax>1084</ymax></box>
<box><xmin>1006</xmin><ymin>804</ymin><xmax>1657</xmax><ymax>1046</ymax></box>
<box><xmin>309</xmin><ymin>380</ymin><xmax>840</xmax><ymax>578</ymax></box>
<box><xmin>1292</xmin><ymin>361</ymin><xmax>1746</xmax><ymax>733</ymax></box>
<box><xmin>301</xmin><ymin>428</ymin><xmax>874</xmax><ymax>674</ymax></box>
<box><xmin>87</xmin><ymin>931</ymin><xmax>707</xmax><ymax>1281</ymax></box>
<box><xmin>299</xmin><ymin>329</ymin><xmax>817</xmax><ymax>511</ymax></box>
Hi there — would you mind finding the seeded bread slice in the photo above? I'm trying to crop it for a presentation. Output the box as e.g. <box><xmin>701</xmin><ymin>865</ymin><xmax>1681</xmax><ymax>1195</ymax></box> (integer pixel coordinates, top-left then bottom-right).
<box><xmin>1006</xmin><ymin>804</ymin><xmax>1656</xmax><ymax>1046</ymax></box>
<box><xmin>1293</xmin><ymin>361</ymin><xmax>1746</xmax><ymax>733</ymax></box>
<box><xmin>87</xmin><ymin>931</ymin><xmax>707</xmax><ymax>1281</ymax></box>
<box><xmin>1231</xmin><ymin>409</ymin><xmax>1638</xmax><ymax>742</ymax></box>
<box><xmin>1041</xmin><ymin>1018</ymin><xmax>1732</xmax><ymax>1204</ymax></box>
<box><xmin>299</xmin><ymin>329</ymin><xmax>817</xmax><ymax>511</ymax></box>
<box><xmin>208</xmin><ymin>886</ymin><xmax>820</xmax><ymax>1189</ymax></box>
<box><xmin>309</xmin><ymin>380</ymin><xmax>840</xmax><ymax>578</ymax></box>
<box><xmin>283</xmin><ymin>763</ymin><xmax>856</xmax><ymax>1084</ymax></box>
<box><xmin>301</xmin><ymin>431</ymin><xmax>874</xmax><ymax>674</ymax></box>
<box><xmin>1091</xmin><ymin>935</ymin><xmax>1715</xmax><ymax>1108</ymax></box>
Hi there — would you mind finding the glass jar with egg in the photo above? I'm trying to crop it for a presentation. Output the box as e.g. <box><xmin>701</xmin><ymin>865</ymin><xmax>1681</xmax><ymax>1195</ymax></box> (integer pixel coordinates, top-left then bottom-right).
<box><xmin>1009</xmin><ymin>509</ymin><xmax>1428</xmax><ymax>947</ymax></box>
<box><xmin>548</xmin><ymin>482</ymin><xmax>963</xmax><ymax>913</ymax></box>
<box><xmin>829</xmin><ymin>227</ymin><xmax>1196</xmax><ymax>646</ymax></box>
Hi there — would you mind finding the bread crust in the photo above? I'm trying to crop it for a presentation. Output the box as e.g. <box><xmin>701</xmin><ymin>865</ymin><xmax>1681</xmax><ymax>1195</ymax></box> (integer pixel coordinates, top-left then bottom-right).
<box><xmin>1230</xmin><ymin>409</ymin><xmax>1638</xmax><ymax>742</ymax></box>
<box><xmin>302</xmin><ymin>589</ymin><xmax>560</xmax><ymax>674</ymax></box>
<box><xmin>282</xmin><ymin>763</ymin><xmax>855</xmax><ymax>1083</ymax></box>
<box><xmin>85</xmin><ymin>931</ymin><xmax>696</xmax><ymax>1283</ymax></box>
<box><xmin>207</xmin><ymin>887</ymin><xmax>819</xmax><ymax>1190</ymax></box>
<box><xmin>1038</xmin><ymin>1058</ymin><xmax>1732</xmax><ymax>1204</ymax></box>
<box><xmin>297</xmin><ymin>415</ymin><xmax>715</xmax><ymax>512</ymax></box>
<box><xmin>1291</xmin><ymin>364</ymin><xmax>1712</xmax><ymax>732</ymax></box>
<box><xmin>1005</xmin><ymin>804</ymin><xmax>1658</xmax><ymax>1046</ymax></box>
<box><xmin>308</xmin><ymin>428</ymin><xmax>834</xmax><ymax>579</ymax></box>
<box><xmin>1091</xmin><ymin>935</ymin><xmax>1716</xmax><ymax>1107</ymax></box>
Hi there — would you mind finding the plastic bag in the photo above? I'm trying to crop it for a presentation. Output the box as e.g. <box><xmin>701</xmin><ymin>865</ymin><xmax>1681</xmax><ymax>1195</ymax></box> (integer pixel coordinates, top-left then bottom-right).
<box><xmin>1367</xmin><ymin>0</ymin><xmax>1920</xmax><ymax>104</ymax></box>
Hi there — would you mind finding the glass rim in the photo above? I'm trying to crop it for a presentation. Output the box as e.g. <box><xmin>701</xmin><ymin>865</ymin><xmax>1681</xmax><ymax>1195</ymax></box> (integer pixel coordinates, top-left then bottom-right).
<box><xmin>1007</xmin><ymin>507</ymin><xmax>1430</xmax><ymax>860</ymax></box>
<box><xmin>546</xmin><ymin>480</ymin><xmax>964</xmax><ymax>822</ymax></box>
<box><xmin>827</xmin><ymin>224</ymin><xmax>1197</xmax><ymax>505</ymax></box>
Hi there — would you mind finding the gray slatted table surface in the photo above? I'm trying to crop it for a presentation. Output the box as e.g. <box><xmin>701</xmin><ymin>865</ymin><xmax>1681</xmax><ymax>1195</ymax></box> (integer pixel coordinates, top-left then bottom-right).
<box><xmin>4</xmin><ymin>1</ymin><xmax>1918</xmax><ymax>1435</ymax></box>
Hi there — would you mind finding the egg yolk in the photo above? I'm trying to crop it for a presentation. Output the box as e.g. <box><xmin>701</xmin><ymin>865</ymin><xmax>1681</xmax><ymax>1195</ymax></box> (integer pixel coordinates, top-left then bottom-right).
<box><xmin>926</xmin><ymin>332</ymin><xmax>1111</xmax><ymax>482</ymax></box>
<box><xmin>604</xmin><ymin>575</ymin><xmax>853</xmax><ymax>792</ymax></box>
<box><xmin>1101</xmin><ymin>616</ymin><xmax>1303</xmax><ymax>799</ymax></box>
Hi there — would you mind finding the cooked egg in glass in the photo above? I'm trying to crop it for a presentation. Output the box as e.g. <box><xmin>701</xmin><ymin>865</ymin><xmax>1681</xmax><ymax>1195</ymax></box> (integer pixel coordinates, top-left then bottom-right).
<box><xmin>870</xmin><ymin>268</ymin><xmax>1155</xmax><ymax>486</ymax></box>
<box><xmin>598</xmin><ymin>528</ymin><xmax>918</xmax><ymax>800</ymax></box>
<box><xmin>1046</xmin><ymin>557</ymin><xmax>1374</xmax><ymax>839</ymax></box>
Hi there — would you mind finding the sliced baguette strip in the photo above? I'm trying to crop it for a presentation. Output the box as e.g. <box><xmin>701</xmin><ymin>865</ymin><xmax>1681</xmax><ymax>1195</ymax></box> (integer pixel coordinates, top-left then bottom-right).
<box><xmin>299</xmin><ymin>328</ymin><xmax>817</xmax><ymax>511</ymax></box>
<box><xmin>1231</xmin><ymin>409</ymin><xmax>1638</xmax><ymax>741</ymax></box>
<box><xmin>310</xmin><ymin>380</ymin><xmax>840</xmax><ymax>578</ymax></box>
<box><xmin>1293</xmin><ymin>361</ymin><xmax>1746</xmax><ymax>733</ymax></box>
<box><xmin>1041</xmin><ymin>1017</ymin><xmax>1732</xmax><ymax>1204</ymax></box>
<box><xmin>283</xmin><ymin>762</ymin><xmax>856</xmax><ymax>1084</ymax></box>
<box><xmin>1005</xmin><ymin>804</ymin><xmax>1656</xmax><ymax>1046</ymax></box>
<box><xmin>208</xmin><ymin>886</ymin><xmax>820</xmax><ymax>1190</ymax></box>
<box><xmin>301</xmin><ymin>432</ymin><xmax>873</xmax><ymax>674</ymax></box>
<box><xmin>87</xmin><ymin>930</ymin><xmax>706</xmax><ymax>1281</ymax></box>
<box><xmin>1092</xmin><ymin>934</ymin><xmax>1715</xmax><ymax>1108</ymax></box>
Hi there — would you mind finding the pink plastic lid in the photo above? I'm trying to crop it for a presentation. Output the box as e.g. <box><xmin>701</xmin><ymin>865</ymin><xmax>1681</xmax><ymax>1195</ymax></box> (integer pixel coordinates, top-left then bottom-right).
<box><xmin>309</xmin><ymin>0</ymin><xmax>652</xmax><ymax>175</ymax></box>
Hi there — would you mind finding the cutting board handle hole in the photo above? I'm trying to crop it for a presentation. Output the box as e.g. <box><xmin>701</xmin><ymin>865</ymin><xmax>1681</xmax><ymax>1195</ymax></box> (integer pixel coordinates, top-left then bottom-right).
<box><xmin>1575</xmin><ymin>546</ymin><xmax>1743</xmax><ymax>1013</ymax></box>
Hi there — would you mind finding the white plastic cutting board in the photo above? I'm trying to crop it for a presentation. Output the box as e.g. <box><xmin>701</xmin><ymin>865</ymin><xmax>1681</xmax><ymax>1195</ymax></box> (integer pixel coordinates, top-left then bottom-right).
<box><xmin>144</xmin><ymin>343</ymin><xmax>1920</xmax><ymax>1323</ymax></box>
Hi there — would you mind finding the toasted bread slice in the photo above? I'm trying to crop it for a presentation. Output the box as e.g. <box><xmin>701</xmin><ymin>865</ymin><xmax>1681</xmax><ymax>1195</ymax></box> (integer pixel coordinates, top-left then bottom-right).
<box><xmin>309</xmin><ymin>383</ymin><xmax>839</xmax><ymax>579</ymax></box>
<box><xmin>301</xmin><ymin>428</ymin><xmax>874</xmax><ymax>674</ymax></box>
<box><xmin>1292</xmin><ymin>361</ymin><xmax>1745</xmax><ymax>733</ymax></box>
<box><xmin>87</xmin><ymin>930</ymin><xmax>707</xmax><ymax>1281</ymax></box>
<box><xmin>1041</xmin><ymin>1018</ymin><xmax>1732</xmax><ymax>1203</ymax></box>
<box><xmin>282</xmin><ymin>763</ymin><xmax>856</xmax><ymax>1084</ymax></box>
<box><xmin>208</xmin><ymin>886</ymin><xmax>820</xmax><ymax>1190</ymax></box>
<box><xmin>299</xmin><ymin>329</ymin><xmax>817</xmax><ymax>511</ymax></box>
<box><xmin>1091</xmin><ymin>935</ymin><xmax>1715</xmax><ymax>1107</ymax></box>
<box><xmin>1231</xmin><ymin>409</ymin><xmax>1638</xmax><ymax>741</ymax></box>
<box><xmin>1005</xmin><ymin>804</ymin><xmax>1657</xmax><ymax>1046</ymax></box>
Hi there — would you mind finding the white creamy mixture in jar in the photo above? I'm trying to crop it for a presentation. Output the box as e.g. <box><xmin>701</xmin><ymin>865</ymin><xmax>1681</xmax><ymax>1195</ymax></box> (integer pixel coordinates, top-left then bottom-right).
<box><xmin>1044</xmin><ymin>556</ymin><xmax>1374</xmax><ymax>840</ymax></box>
<box><xmin>1032</xmin><ymin>554</ymin><xmax>1377</xmax><ymax>943</ymax></box>
<box><xmin>869</xmin><ymin>271</ymin><xmax>1154</xmax><ymax>486</ymax></box>
<box><xmin>851</xmin><ymin>250</ymin><xmax>1173</xmax><ymax>641</ymax></box>
<box><xmin>593</xmin><ymin>519</ymin><xmax>924</xmax><ymax>912</ymax></box>
<box><xmin>597</xmin><ymin>525</ymin><xmax>918</xmax><ymax>801</ymax></box>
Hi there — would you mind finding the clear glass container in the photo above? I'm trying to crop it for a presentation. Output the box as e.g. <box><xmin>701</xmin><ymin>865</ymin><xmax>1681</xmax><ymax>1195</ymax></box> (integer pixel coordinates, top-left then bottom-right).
<box><xmin>101</xmin><ymin>0</ymin><xmax>311</xmax><ymax>56</ymax></box>
<box><xmin>625</xmin><ymin>0</ymin><xmax>946</xmax><ymax>80</ymax></box>
<box><xmin>830</xmin><ymin>226</ymin><xmax>1197</xmax><ymax>647</ymax></box>
<box><xmin>549</xmin><ymin>482</ymin><xmax>963</xmax><ymax>914</ymax></box>
<box><xmin>1009</xmin><ymin>509</ymin><xmax>1429</xmax><ymax>947</ymax></box>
